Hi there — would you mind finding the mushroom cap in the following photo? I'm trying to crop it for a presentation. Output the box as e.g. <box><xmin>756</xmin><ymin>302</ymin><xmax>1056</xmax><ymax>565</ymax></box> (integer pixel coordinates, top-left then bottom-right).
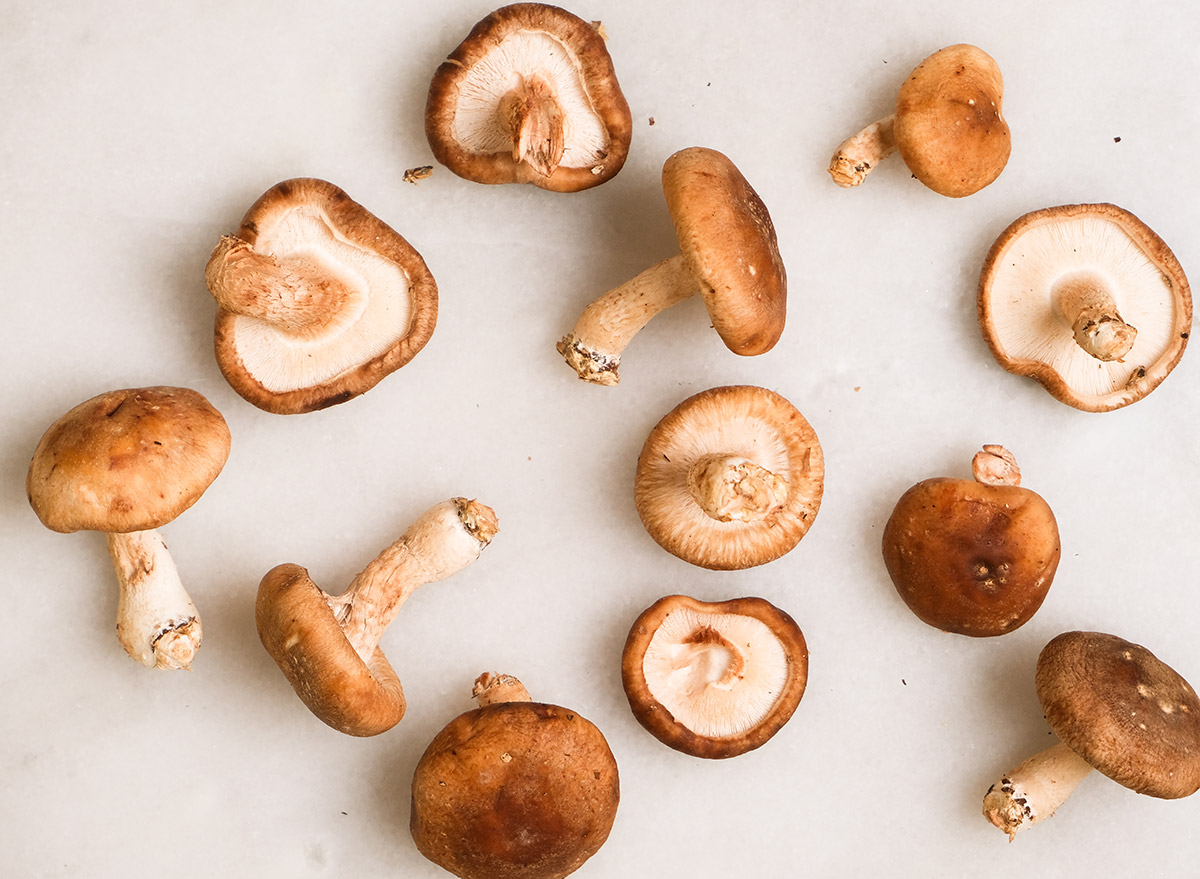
<box><xmin>893</xmin><ymin>44</ymin><xmax>1010</xmax><ymax>197</ymax></box>
<box><xmin>410</xmin><ymin>682</ymin><xmax>619</xmax><ymax>879</ymax></box>
<box><xmin>881</xmin><ymin>475</ymin><xmax>1060</xmax><ymax>637</ymax></box>
<box><xmin>634</xmin><ymin>385</ymin><xmax>823</xmax><ymax>570</ymax></box>
<box><xmin>213</xmin><ymin>178</ymin><xmax>438</xmax><ymax>414</ymax></box>
<box><xmin>978</xmin><ymin>203</ymin><xmax>1191</xmax><ymax>412</ymax></box>
<box><xmin>425</xmin><ymin>3</ymin><xmax>633</xmax><ymax>192</ymax></box>
<box><xmin>27</xmin><ymin>386</ymin><xmax>231</xmax><ymax>534</ymax></box>
<box><xmin>621</xmin><ymin>594</ymin><xmax>808</xmax><ymax>759</ymax></box>
<box><xmin>1036</xmin><ymin>631</ymin><xmax>1200</xmax><ymax>799</ymax></box>
<box><xmin>255</xmin><ymin>563</ymin><xmax>405</xmax><ymax>737</ymax></box>
<box><xmin>662</xmin><ymin>147</ymin><xmax>787</xmax><ymax>356</ymax></box>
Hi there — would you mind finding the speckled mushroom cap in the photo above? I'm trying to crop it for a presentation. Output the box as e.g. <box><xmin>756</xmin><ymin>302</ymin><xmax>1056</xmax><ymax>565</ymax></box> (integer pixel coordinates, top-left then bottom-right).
<box><xmin>1036</xmin><ymin>631</ymin><xmax>1200</xmax><ymax>799</ymax></box>
<box><xmin>978</xmin><ymin>203</ymin><xmax>1191</xmax><ymax>412</ymax></box>
<box><xmin>425</xmin><ymin>3</ymin><xmax>632</xmax><ymax>192</ymax></box>
<box><xmin>621</xmin><ymin>594</ymin><xmax>808</xmax><ymax>759</ymax></box>
<box><xmin>27</xmin><ymin>386</ymin><xmax>231</xmax><ymax>534</ymax></box>
<box><xmin>634</xmin><ymin>385</ymin><xmax>823</xmax><ymax>570</ymax></box>
<box><xmin>211</xmin><ymin>178</ymin><xmax>438</xmax><ymax>414</ymax></box>
<box><xmin>662</xmin><ymin>147</ymin><xmax>787</xmax><ymax>356</ymax></box>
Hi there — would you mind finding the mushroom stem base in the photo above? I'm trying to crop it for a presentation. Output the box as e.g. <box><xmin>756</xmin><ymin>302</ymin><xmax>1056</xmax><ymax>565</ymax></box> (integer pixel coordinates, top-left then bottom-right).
<box><xmin>982</xmin><ymin>741</ymin><xmax>1093</xmax><ymax>840</ymax></box>
<box><xmin>828</xmin><ymin>115</ymin><xmax>897</xmax><ymax>188</ymax></box>
<box><xmin>1054</xmin><ymin>273</ymin><xmax>1138</xmax><ymax>362</ymax></box>
<box><xmin>108</xmin><ymin>529</ymin><xmax>202</xmax><ymax>670</ymax></box>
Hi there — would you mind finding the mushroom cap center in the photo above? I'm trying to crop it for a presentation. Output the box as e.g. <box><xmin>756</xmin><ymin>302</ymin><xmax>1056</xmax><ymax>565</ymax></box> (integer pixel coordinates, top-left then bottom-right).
<box><xmin>687</xmin><ymin>454</ymin><xmax>788</xmax><ymax>522</ymax></box>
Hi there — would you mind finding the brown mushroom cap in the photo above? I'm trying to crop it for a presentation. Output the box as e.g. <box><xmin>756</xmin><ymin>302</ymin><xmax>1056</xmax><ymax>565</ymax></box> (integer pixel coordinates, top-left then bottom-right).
<box><xmin>410</xmin><ymin>675</ymin><xmax>619</xmax><ymax>879</ymax></box>
<box><xmin>635</xmin><ymin>385</ymin><xmax>823</xmax><ymax>570</ymax></box>
<box><xmin>211</xmin><ymin>178</ymin><xmax>438</xmax><ymax>414</ymax></box>
<box><xmin>621</xmin><ymin>594</ymin><xmax>808</xmax><ymax>759</ymax></box>
<box><xmin>425</xmin><ymin>3</ymin><xmax>632</xmax><ymax>192</ymax></box>
<box><xmin>1037</xmin><ymin>631</ymin><xmax>1200</xmax><ymax>798</ymax></box>
<box><xmin>978</xmin><ymin>203</ymin><xmax>1191</xmax><ymax>412</ymax></box>
<box><xmin>662</xmin><ymin>147</ymin><xmax>787</xmax><ymax>356</ymax></box>
<box><xmin>27</xmin><ymin>386</ymin><xmax>231</xmax><ymax>534</ymax></box>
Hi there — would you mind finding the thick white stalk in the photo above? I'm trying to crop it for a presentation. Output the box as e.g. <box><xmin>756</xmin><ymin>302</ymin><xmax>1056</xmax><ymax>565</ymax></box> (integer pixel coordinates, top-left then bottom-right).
<box><xmin>828</xmin><ymin>115</ymin><xmax>897</xmax><ymax>188</ymax></box>
<box><xmin>982</xmin><ymin>741</ymin><xmax>1094</xmax><ymax>840</ymax></box>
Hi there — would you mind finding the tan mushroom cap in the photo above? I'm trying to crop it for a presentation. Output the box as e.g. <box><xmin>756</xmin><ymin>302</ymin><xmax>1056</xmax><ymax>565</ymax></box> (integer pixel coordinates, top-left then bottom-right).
<box><xmin>635</xmin><ymin>385</ymin><xmax>823</xmax><ymax>570</ymax></box>
<box><xmin>979</xmin><ymin>203</ymin><xmax>1191</xmax><ymax>412</ymax></box>
<box><xmin>663</xmin><ymin>147</ymin><xmax>787</xmax><ymax>356</ymax></box>
<box><xmin>27</xmin><ymin>386</ymin><xmax>231</xmax><ymax>534</ymax></box>
<box><xmin>622</xmin><ymin>595</ymin><xmax>808</xmax><ymax>759</ymax></box>
<box><xmin>211</xmin><ymin>178</ymin><xmax>438</xmax><ymax>414</ymax></box>
<box><xmin>425</xmin><ymin>3</ymin><xmax>633</xmax><ymax>192</ymax></box>
<box><xmin>1037</xmin><ymin>631</ymin><xmax>1200</xmax><ymax>799</ymax></box>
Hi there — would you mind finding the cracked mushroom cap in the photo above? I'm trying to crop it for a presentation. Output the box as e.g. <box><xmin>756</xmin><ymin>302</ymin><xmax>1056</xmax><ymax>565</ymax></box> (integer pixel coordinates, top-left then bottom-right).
<box><xmin>1036</xmin><ymin>631</ymin><xmax>1200</xmax><ymax>799</ymax></box>
<box><xmin>978</xmin><ymin>203</ymin><xmax>1191</xmax><ymax>412</ymax></box>
<box><xmin>425</xmin><ymin>3</ymin><xmax>632</xmax><ymax>192</ymax></box>
<box><xmin>210</xmin><ymin>178</ymin><xmax>438</xmax><ymax>414</ymax></box>
<box><xmin>663</xmin><ymin>147</ymin><xmax>787</xmax><ymax>356</ymax></box>
<box><xmin>27</xmin><ymin>387</ymin><xmax>231</xmax><ymax>534</ymax></box>
<box><xmin>634</xmin><ymin>385</ymin><xmax>823</xmax><ymax>570</ymax></box>
<box><xmin>622</xmin><ymin>595</ymin><xmax>808</xmax><ymax>759</ymax></box>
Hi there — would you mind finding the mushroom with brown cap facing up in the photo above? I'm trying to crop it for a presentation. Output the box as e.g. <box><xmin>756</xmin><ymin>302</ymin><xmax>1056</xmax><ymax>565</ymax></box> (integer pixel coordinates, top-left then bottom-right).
<box><xmin>829</xmin><ymin>44</ymin><xmax>1010</xmax><ymax>197</ymax></box>
<box><xmin>26</xmin><ymin>386</ymin><xmax>231</xmax><ymax>670</ymax></box>
<box><xmin>206</xmin><ymin>178</ymin><xmax>438</xmax><ymax>414</ymax></box>
<box><xmin>558</xmin><ymin>147</ymin><xmax>786</xmax><ymax>385</ymax></box>
<box><xmin>425</xmin><ymin>3</ymin><xmax>632</xmax><ymax>192</ymax></box>
<box><xmin>978</xmin><ymin>203</ymin><xmax>1191</xmax><ymax>412</ymax></box>
<box><xmin>410</xmin><ymin>672</ymin><xmax>619</xmax><ymax>879</ymax></box>
<box><xmin>881</xmin><ymin>445</ymin><xmax>1060</xmax><ymax>637</ymax></box>
<box><xmin>983</xmin><ymin>631</ymin><xmax>1200</xmax><ymax>840</ymax></box>
<box><xmin>256</xmin><ymin>498</ymin><xmax>498</xmax><ymax>736</ymax></box>
<box><xmin>635</xmin><ymin>385</ymin><xmax>822</xmax><ymax>570</ymax></box>
<box><xmin>622</xmin><ymin>594</ymin><xmax>808</xmax><ymax>759</ymax></box>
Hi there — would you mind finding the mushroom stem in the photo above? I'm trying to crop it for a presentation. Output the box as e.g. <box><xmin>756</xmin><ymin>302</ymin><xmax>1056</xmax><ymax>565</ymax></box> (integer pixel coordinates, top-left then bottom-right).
<box><xmin>972</xmin><ymin>445</ymin><xmax>1021</xmax><ymax>487</ymax></box>
<box><xmin>1053</xmin><ymin>273</ymin><xmax>1138</xmax><ymax>362</ymax></box>
<box><xmin>473</xmin><ymin>672</ymin><xmax>532</xmax><ymax>706</ymax></box>
<box><xmin>557</xmin><ymin>254</ymin><xmax>697</xmax><ymax>385</ymax></box>
<box><xmin>982</xmin><ymin>741</ymin><xmax>1094</xmax><ymax>841</ymax></box>
<box><xmin>674</xmin><ymin>626</ymin><xmax>745</xmax><ymax>695</ymax></box>
<box><xmin>828</xmin><ymin>114</ymin><xmax>897</xmax><ymax>188</ymax></box>
<box><xmin>107</xmin><ymin>530</ymin><xmax>202</xmax><ymax>670</ymax></box>
<box><xmin>328</xmin><ymin>498</ymin><xmax>500</xmax><ymax>663</ymax></box>
<box><xmin>499</xmin><ymin>74</ymin><xmax>566</xmax><ymax>178</ymax></box>
<box><xmin>205</xmin><ymin>235</ymin><xmax>355</xmax><ymax>336</ymax></box>
<box><xmin>687</xmin><ymin>454</ymin><xmax>788</xmax><ymax>522</ymax></box>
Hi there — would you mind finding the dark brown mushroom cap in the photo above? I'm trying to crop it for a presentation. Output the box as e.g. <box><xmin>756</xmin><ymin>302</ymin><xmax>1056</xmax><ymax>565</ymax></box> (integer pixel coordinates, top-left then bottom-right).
<box><xmin>893</xmin><ymin>44</ymin><xmax>1010</xmax><ymax>198</ymax></box>
<box><xmin>881</xmin><ymin>476</ymin><xmax>1060</xmax><ymax>636</ymax></box>
<box><xmin>255</xmin><ymin>563</ymin><xmax>405</xmax><ymax>737</ymax></box>
<box><xmin>1037</xmin><ymin>631</ymin><xmax>1200</xmax><ymax>798</ymax></box>
<box><xmin>213</xmin><ymin>178</ymin><xmax>438</xmax><ymax>414</ymax></box>
<box><xmin>621</xmin><ymin>594</ymin><xmax>808</xmax><ymax>759</ymax></box>
<box><xmin>425</xmin><ymin>3</ymin><xmax>632</xmax><ymax>192</ymax></box>
<box><xmin>27</xmin><ymin>386</ymin><xmax>231</xmax><ymax>534</ymax></box>
<box><xmin>662</xmin><ymin>147</ymin><xmax>787</xmax><ymax>356</ymax></box>
<box><xmin>410</xmin><ymin>693</ymin><xmax>619</xmax><ymax>879</ymax></box>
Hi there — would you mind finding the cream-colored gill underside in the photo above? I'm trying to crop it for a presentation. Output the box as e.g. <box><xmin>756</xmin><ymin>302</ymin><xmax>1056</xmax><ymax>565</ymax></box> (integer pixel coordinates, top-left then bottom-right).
<box><xmin>451</xmin><ymin>32</ymin><xmax>609</xmax><ymax>166</ymax></box>
<box><xmin>643</xmin><ymin>607</ymin><xmax>788</xmax><ymax>738</ymax></box>
<box><xmin>985</xmin><ymin>216</ymin><xmax>1179</xmax><ymax>398</ymax></box>
<box><xmin>231</xmin><ymin>206</ymin><xmax>412</xmax><ymax>392</ymax></box>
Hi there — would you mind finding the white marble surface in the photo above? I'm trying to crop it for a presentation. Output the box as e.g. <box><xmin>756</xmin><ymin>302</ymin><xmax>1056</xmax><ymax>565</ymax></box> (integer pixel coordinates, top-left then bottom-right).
<box><xmin>3</xmin><ymin>1</ymin><xmax>1199</xmax><ymax>876</ymax></box>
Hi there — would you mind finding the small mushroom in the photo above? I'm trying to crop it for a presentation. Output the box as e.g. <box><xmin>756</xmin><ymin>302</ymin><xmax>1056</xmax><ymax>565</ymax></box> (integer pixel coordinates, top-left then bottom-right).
<box><xmin>881</xmin><ymin>445</ymin><xmax>1059</xmax><ymax>637</ymax></box>
<box><xmin>634</xmin><ymin>386</ymin><xmax>823</xmax><ymax>570</ymax></box>
<box><xmin>26</xmin><ymin>387</ymin><xmax>231</xmax><ymax>669</ymax></box>
<box><xmin>558</xmin><ymin>147</ymin><xmax>786</xmax><ymax>385</ymax></box>
<box><xmin>410</xmin><ymin>672</ymin><xmax>619</xmax><ymax>879</ymax></box>
<box><xmin>983</xmin><ymin>631</ymin><xmax>1200</xmax><ymax>839</ymax></box>
<box><xmin>207</xmin><ymin>178</ymin><xmax>438</xmax><ymax>414</ymax></box>
<box><xmin>978</xmin><ymin>203</ymin><xmax>1192</xmax><ymax>412</ymax></box>
<box><xmin>425</xmin><ymin>3</ymin><xmax>632</xmax><ymax>192</ymax></box>
<box><xmin>622</xmin><ymin>594</ymin><xmax>808</xmax><ymax>758</ymax></box>
<box><xmin>829</xmin><ymin>44</ymin><xmax>1010</xmax><ymax>197</ymax></box>
<box><xmin>256</xmin><ymin>498</ymin><xmax>498</xmax><ymax>736</ymax></box>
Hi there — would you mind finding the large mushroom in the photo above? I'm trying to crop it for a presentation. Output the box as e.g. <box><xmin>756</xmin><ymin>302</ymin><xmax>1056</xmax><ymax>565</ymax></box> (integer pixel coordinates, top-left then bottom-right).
<box><xmin>425</xmin><ymin>3</ymin><xmax>632</xmax><ymax>192</ymax></box>
<box><xmin>206</xmin><ymin>178</ymin><xmax>438</xmax><ymax>414</ymax></box>
<box><xmin>558</xmin><ymin>147</ymin><xmax>786</xmax><ymax>385</ymax></box>
<box><xmin>26</xmin><ymin>387</ymin><xmax>231</xmax><ymax>670</ymax></box>
<box><xmin>983</xmin><ymin>631</ymin><xmax>1200</xmax><ymax>839</ymax></box>
<box><xmin>978</xmin><ymin>203</ymin><xmax>1191</xmax><ymax>412</ymax></box>
<box><xmin>256</xmin><ymin>498</ymin><xmax>498</xmax><ymax>736</ymax></box>
<box><xmin>634</xmin><ymin>386</ymin><xmax>823</xmax><ymax>570</ymax></box>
